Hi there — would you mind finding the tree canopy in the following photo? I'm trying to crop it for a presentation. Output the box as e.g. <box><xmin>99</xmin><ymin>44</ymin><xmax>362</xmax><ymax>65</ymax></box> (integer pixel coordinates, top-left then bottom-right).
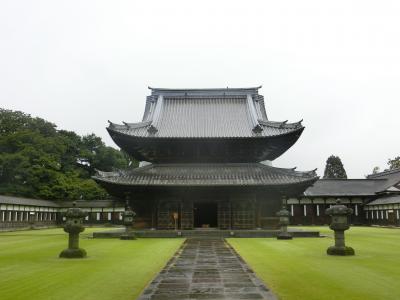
<box><xmin>371</xmin><ymin>166</ymin><xmax>380</xmax><ymax>174</ymax></box>
<box><xmin>0</xmin><ymin>109</ymin><xmax>135</xmax><ymax>200</ymax></box>
<box><xmin>387</xmin><ymin>156</ymin><xmax>400</xmax><ymax>170</ymax></box>
<box><xmin>323</xmin><ymin>155</ymin><xmax>347</xmax><ymax>179</ymax></box>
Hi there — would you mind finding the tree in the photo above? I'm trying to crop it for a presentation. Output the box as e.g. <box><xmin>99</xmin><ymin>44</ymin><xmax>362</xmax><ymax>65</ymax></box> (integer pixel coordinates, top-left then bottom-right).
<box><xmin>323</xmin><ymin>155</ymin><xmax>347</xmax><ymax>179</ymax></box>
<box><xmin>387</xmin><ymin>156</ymin><xmax>400</xmax><ymax>170</ymax></box>
<box><xmin>372</xmin><ymin>166</ymin><xmax>380</xmax><ymax>174</ymax></box>
<box><xmin>0</xmin><ymin>108</ymin><xmax>136</xmax><ymax>200</ymax></box>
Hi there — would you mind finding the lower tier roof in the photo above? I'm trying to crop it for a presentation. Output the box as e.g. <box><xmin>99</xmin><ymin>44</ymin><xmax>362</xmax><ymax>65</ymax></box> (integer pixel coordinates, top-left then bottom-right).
<box><xmin>366</xmin><ymin>194</ymin><xmax>400</xmax><ymax>206</ymax></box>
<box><xmin>93</xmin><ymin>163</ymin><xmax>318</xmax><ymax>196</ymax></box>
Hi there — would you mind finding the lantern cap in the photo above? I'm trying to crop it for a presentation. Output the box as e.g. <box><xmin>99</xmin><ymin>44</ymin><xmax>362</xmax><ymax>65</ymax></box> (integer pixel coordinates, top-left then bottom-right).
<box><xmin>64</xmin><ymin>201</ymin><xmax>87</xmax><ymax>218</ymax></box>
<box><xmin>325</xmin><ymin>199</ymin><xmax>353</xmax><ymax>216</ymax></box>
<box><xmin>276</xmin><ymin>205</ymin><xmax>290</xmax><ymax>217</ymax></box>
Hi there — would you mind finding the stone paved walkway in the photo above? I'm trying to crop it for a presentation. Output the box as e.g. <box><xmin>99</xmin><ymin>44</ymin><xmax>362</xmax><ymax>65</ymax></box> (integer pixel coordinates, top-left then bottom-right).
<box><xmin>138</xmin><ymin>238</ymin><xmax>277</xmax><ymax>300</ymax></box>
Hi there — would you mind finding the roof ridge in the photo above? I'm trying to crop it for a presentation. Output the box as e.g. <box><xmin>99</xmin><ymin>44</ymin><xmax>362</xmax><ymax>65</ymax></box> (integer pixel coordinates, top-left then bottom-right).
<box><xmin>319</xmin><ymin>178</ymin><xmax>387</xmax><ymax>181</ymax></box>
<box><xmin>149</xmin><ymin>163</ymin><xmax>263</xmax><ymax>167</ymax></box>
<box><xmin>148</xmin><ymin>86</ymin><xmax>262</xmax><ymax>92</ymax></box>
<box><xmin>367</xmin><ymin>168</ymin><xmax>400</xmax><ymax>178</ymax></box>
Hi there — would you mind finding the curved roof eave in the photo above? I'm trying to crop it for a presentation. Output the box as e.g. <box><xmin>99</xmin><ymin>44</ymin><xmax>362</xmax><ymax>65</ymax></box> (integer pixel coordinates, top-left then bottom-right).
<box><xmin>106</xmin><ymin>123</ymin><xmax>305</xmax><ymax>140</ymax></box>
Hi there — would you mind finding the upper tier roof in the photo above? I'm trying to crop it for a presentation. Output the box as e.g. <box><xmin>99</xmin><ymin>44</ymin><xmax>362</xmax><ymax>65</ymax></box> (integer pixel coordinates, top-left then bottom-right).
<box><xmin>108</xmin><ymin>87</ymin><xmax>304</xmax><ymax>139</ymax></box>
<box><xmin>107</xmin><ymin>87</ymin><xmax>305</xmax><ymax>162</ymax></box>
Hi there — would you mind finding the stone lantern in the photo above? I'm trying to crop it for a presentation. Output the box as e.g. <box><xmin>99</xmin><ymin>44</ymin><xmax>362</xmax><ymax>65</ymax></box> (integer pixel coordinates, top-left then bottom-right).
<box><xmin>325</xmin><ymin>199</ymin><xmax>355</xmax><ymax>256</ymax></box>
<box><xmin>29</xmin><ymin>211</ymin><xmax>36</xmax><ymax>230</ymax></box>
<box><xmin>276</xmin><ymin>197</ymin><xmax>292</xmax><ymax>240</ymax></box>
<box><xmin>120</xmin><ymin>201</ymin><xmax>136</xmax><ymax>240</ymax></box>
<box><xmin>59</xmin><ymin>202</ymin><xmax>87</xmax><ymax>258</ymax></box>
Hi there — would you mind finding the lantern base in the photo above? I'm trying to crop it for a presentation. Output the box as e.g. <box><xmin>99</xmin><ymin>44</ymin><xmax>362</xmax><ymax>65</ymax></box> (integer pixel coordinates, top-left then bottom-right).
<box><xmin>120</xmin><ymin>233</ymin><xmax>136</xmax><ymax>240</ymax></box>
<box><xmin>277</xmin><ymin>232</ymin><xmax>293</xmax><ymax>240</ymax></box>
<box><xmin>59</xmin><ymin>248</ymin><xmax>87</xmax><ymax>258</ymax></box>
<box><xmin>327</xmin><ymin>246</ymin><xmax>355</xmax><ymax>256</ymax></box>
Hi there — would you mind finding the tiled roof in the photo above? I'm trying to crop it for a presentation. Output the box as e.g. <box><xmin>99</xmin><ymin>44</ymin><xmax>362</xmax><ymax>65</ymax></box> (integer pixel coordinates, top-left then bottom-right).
<box><xmin>303</xmin><ymin>169</ymin><xmax>400</xmax><ymax>198</ymax></box>
<box><xmin>93</xmin><ymin>163</ymin><xmax>318</xmax><ymax>187</ymax></box>
<box><xmin>0</xmin><ymin>195</ymin><xmax>59</xmax><ymax>207</ymax></box>
<box><xmin>58</xmin><ymin>200</ymin><xmax>125</xmax><ymax>208</ymax></box>
<box><xmin>303</xmin><ymin>179</ymin><xmax>387</xmax><ymax>197</ymax></box>
<box><xmin>366</xmin><ymin>168</ymin><xmax>400</xmax><ymax>192</ymax></box>
<box><xmin>108</xmin><ymin>88</ymin><xmax>303</xmax><ymax>139</ymax></box>
<box><xmin>0</xmin><ymin>195</ymin><xmax>124</xmax><ymax>208</ymax></box>
<box><xmin>366</xmin><ymin>194</ymin><xmax>400</xmax><ymax>206</ymax></box>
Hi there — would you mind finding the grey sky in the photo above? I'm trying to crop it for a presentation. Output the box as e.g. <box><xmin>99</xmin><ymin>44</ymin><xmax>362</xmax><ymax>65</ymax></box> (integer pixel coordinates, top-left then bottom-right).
<box><xmin>1</xmin><ymin>0</ymin><xmax>399</xmax><ymax>178</ymax></box>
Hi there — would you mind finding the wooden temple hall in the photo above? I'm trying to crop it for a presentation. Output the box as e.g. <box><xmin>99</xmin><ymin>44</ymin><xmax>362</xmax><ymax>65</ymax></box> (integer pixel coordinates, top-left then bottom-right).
<box><xmin>93</xmin><ymin>87</ymin><xmax>319</xmax><ymax>230</ymax></box>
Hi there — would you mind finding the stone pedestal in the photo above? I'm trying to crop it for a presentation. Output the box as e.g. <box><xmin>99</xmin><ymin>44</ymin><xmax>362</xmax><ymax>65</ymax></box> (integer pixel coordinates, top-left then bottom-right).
<box><xmin>59</xmin><ymin>202</ymin><xmax>87</xmax><ymax>259</ymax></box>
<box><xmin>276</xmin><ymin>199</ymin><xmax>292</xmax><ymax>240</ymax></box>
<box><xmin>326</xmin><ymin>230</ymin><xmax>355</xmax><ymax>256</ymax></box>
<box><xmin>325</xmin><ymin>200</ymin><xmax>355</xmax><ymax>256</ymax></box>
<box><xmin>120</xmin><ymin>229</ymin><xmax>136</xmax><ymax>240</ymax></box>
<box><xmin>120</xmin><ymin>204</ymin><xmax>136</xmax><ymax>240</ymax></box>
<box><xmin>59</xmin><ymin>233</ymin><xmax>87</xmax><ymax>258</ymax></box>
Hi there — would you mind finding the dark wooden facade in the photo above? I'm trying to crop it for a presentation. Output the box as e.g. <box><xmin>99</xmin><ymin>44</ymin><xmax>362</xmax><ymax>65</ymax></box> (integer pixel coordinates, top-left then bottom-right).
<box><xmin>127</xmin><ymin>187</ymin><xmax>283</xmax><ymax>230</ymax></box>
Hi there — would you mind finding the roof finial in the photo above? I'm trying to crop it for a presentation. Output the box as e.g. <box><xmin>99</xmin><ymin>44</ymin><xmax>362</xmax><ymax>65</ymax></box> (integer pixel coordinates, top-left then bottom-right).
<box><xmin>279</xmin><ymin>120</ymin><xmax>288</xmax><ymax>128</ymax></box>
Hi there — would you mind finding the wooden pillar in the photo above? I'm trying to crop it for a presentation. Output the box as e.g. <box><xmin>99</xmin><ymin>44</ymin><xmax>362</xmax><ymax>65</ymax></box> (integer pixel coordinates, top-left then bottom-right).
<box><xmin>255</xmin><ymin>198</ymin><xmax>261</xmax><ymax>228</ymax></box>
<box><xmin>180</xmin><ymin>200</ymin><xmax>183</xmax><ymax>230</ymax></box>
<box><xmin>253</xmin><ymin>198</ymin><xmax>258</xmax><ymax>229</ymax></box>
<box><xmin>151</xmin><ymin>199</ymin><xmax>156</xmax><ymax>229</ymax></box>
<box><xmin>229</xmin><ymin>198</ymin><xmax>233</xmax><ymax>230</ymax></box>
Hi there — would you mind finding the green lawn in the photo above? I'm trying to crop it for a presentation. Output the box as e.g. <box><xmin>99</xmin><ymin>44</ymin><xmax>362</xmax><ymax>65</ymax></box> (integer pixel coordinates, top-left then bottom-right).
<box><xmin>0</xmin><ymin>228</ymin><xmax>183</xmax><ymax>300</ymax></box>
<box><xmin>229</xmin><ymin>226</ymin><xmax>400</xmax><ymax>300</ymax></box>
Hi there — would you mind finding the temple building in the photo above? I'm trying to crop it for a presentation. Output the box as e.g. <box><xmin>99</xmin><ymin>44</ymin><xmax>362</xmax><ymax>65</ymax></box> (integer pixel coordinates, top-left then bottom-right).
<box><xmin>93</xmin><ymin>87</ymin><xmax>319</xmax><ymax>229</ymax></box>
<box><xmin>2</xmin><ymin>87</ymin><xmax>398</xmax><ymax>231</ymax></box>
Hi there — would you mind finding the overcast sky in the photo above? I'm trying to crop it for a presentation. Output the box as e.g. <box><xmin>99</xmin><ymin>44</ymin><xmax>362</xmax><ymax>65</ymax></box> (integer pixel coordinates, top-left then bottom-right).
<box><xmin>1</xmin><ymin>0</ymin><xmax>399</xmax><ymax>178</ymax></box>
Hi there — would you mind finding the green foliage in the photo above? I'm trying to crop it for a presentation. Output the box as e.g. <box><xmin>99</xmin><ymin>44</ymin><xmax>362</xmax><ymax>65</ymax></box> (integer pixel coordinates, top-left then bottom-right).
<box><xmin>387</xmin><ymin>156</ymin><xmax>400</xmax><ymax>170</ymax></box>
<box><xmin>0</xmin><ymin>108</ymin><xmax>135</xmax><ymax>200</ymax></box>
<box><xmin>372</xmin><ymin>166</ymin><xmax>380</xmax><ymax>174</ymax></box>
<box><xmin>323</xmin><ymin>155</ymin><xmax>347</xmax><ymax>179</ymax></box>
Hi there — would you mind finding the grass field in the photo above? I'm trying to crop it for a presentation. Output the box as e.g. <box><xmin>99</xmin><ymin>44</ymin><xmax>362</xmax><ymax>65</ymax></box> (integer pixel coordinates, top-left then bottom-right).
<box><xmin>0</xmin><ymin>228</ymin><xmax>183</xmax><ymax>300</ymax></box>
<box><xmin>229</xmin><ymin>226</ymin><xmax>400</xmax><ymax>300</ymax></box>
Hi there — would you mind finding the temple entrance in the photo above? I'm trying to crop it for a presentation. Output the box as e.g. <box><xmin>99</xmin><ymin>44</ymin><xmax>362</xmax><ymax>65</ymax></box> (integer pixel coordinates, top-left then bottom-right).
<box><xmin>194</xmin><ymin>202</ymin><xmax>218</xmax><ymax>228</ymax></box>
